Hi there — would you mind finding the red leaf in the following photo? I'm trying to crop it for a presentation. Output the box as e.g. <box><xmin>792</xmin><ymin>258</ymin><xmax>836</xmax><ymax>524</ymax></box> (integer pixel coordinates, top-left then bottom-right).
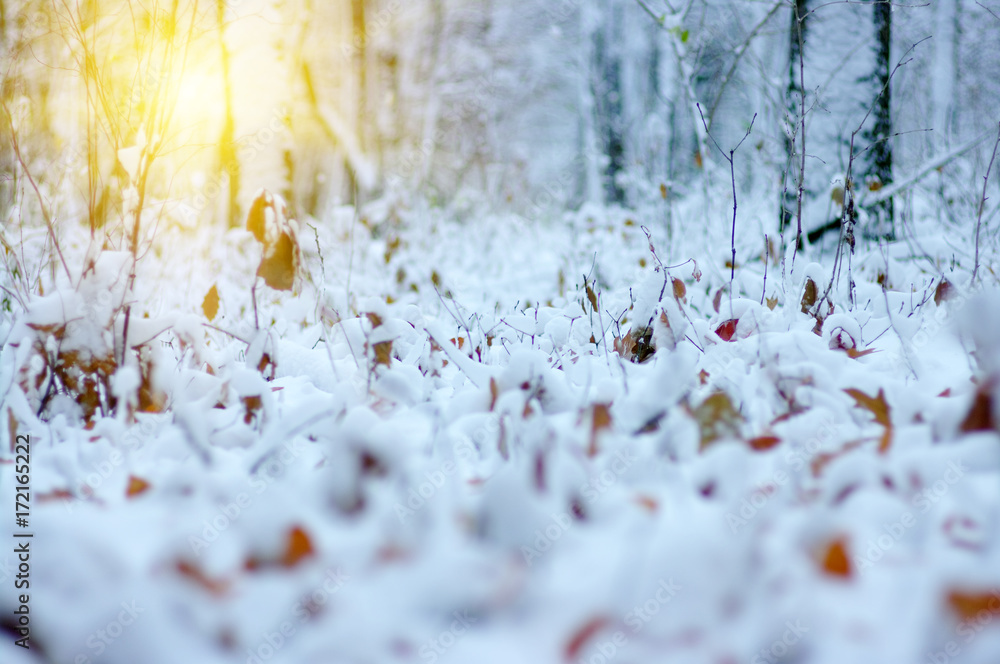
<box><xmin>715</xmin><ymin>319</ymin><xmax>738</xmax><ymax>341</ymax></box>
<box><xmin>565</xmin><ymin>616</ymin><xmax>610</xmax><ymax>661</ymax></box>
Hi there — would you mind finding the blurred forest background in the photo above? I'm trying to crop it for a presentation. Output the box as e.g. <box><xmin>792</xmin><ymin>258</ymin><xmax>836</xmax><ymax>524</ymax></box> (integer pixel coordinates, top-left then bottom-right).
<box><xmin>1</xmin><ymin>0</ymin><xmax>999</xmax><ymax>241</ymax></box>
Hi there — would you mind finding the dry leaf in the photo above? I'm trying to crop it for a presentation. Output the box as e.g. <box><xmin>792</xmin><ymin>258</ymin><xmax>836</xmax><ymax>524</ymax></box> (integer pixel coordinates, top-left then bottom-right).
<box><xmin>565</xmin><ymin>616</ymin><xmax>610</xmax><ymax>661</ymax></box>
<box><xmin>586</xmin><ymin>283</ymin><xmax>599</xmax><ymax>312</ymax></box>
<box><xmin>693</xmin><ymin>391</ymin><xmax>742</xmax><ymax>451</ymax></box>
<box><xmin>374</xmin><ymin>341</ymin><xmax>393</xmax><ymax>367</ymax></box>
<box><xmin>589</xmin><ymin>403</ymin><xmax>613</xmax><ymax>456</ymax></box>
<box><xmin>960</xmin><ymin>388</ymin><xmax>995</xmax><ymax>432</ymax></box>
<box><xmin>489</xmin><ymin>377</ymin><xmax>499</xmax><ymax>411</ymax></box>
<box><xmin>844</xmin><ymin>388</ymin><xmax>892</xmax><ymax>453</ymax></box>
<box><xmin>715</xmin><ymin>319</ymin><xmax>739</xmax><ymax>342</ymax></box>
<box><xmin>801</xmin><ymin>278</ymin><xmax>818</xmax><ymax>313</ymax></box>
<box><xmin>818</xmin><ymin>537</ymin><xmax>852</xmax><ymax>579</ymax></box>
<box><xmin>748</xmin><ymin>435</ymin><xmax>781</xmax><ymax>451</ymax></box>
<box><xmin>242</xmin><ymin>395</ymin><xmax>263</xmax><ymax>425</ymax></box>
<box><xmin>947</xmin><ymin>590</ymin><xmax>1000</xmax><ymax>621</ymax></box>
<box><xmin>935</xmin><ymin>279</ymin><xmax>954</xmax><ymax>306</ymax></box>
<box><xmin>202</xmin><ymin>284</ymin><xmax>219</xmax><ymax>321</ymax></box>
<box><xmin>126</xmin><ymin>475</ymin><xmax>150</xmax><ymax>498</ymax></box>
<box><xmin>672</xmin><ymin>277</ymin><xmax>686</xmax><ymax>303</ymax></box>
<box><xmin>712</xmin><ymin>287</ymin><xmax>724</xmax><ymax>313</ymax></box>
<box><xmin>280</xmin><ymin>525</ymin><xmax>316</xmax><ymax>568</ymax></box>
<box><xmin>765</xmin><ymin>296</ymin><xmax>778</xmax><ymax>311</ymax></box>
<box><xmin>177</xmin><ymin>560</ymin><xmax>229</xmax><ymax>595</ymax></box>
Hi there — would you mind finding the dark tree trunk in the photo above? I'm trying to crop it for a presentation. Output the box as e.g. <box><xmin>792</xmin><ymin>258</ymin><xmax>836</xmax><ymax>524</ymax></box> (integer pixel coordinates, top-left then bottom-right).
<box><xmin>780</xmin><ymin>0</ymin><xmax>809</xmax><ymax>234</ymax></box>
<box><xmin>862</xmin><ymin>0</ymin><xmax>893</xmax><ymax>238</ymax></box>
<box><xmin>592</xmin><ymin>5</ymin><xmax>625</xmax><ymax>205</ymax></box>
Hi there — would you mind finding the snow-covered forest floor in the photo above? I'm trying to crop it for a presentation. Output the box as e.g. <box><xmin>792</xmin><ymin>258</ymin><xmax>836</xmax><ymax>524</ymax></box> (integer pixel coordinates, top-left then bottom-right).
<box><xmin>3</xmin><ymin>174</ymin><xmax>1000</xmax><ymax>664</ymax></box>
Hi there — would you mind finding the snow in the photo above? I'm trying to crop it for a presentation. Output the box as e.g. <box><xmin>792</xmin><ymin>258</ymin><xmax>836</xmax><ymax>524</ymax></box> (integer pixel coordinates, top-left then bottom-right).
<box><xmin>3</xmin><ymin>1</ymin><xmax>1000</xmax><ymax>662</ymax></box>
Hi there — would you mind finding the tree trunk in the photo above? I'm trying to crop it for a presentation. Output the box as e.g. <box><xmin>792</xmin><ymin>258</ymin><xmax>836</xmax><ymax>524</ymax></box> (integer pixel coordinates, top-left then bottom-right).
<box><xmin>217</xmin><ymin>0</ymin><xmax>239</xmax><ymax>227</ymax></box>
<box><xmin>861</xmin><ymin>0</ymin><xmax>893</xmax><ymax>238</ymax></box>
<box><xmin>780</xmin><ymin>0</ymin><xmax>808</xmax><ymax>235</ymax></box>
<box><xmin>592</xmin><ymin>3</ymin><xmax>625</xmax><ymax>205</ymax></box>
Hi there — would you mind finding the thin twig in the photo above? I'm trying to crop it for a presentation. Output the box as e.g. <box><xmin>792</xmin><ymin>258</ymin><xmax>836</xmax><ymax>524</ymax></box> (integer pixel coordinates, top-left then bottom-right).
<box><xmin>972</xmin><ymin>123</ymin><xmax>1000</xmax><ymax>283</ymax></box>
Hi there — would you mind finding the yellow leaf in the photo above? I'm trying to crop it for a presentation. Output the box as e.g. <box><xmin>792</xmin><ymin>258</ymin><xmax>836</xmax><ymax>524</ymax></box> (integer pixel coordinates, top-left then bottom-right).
<box><xmin>202</xmin><ymin>285</ymin><xmax>219</xmax><ymax>321</ymax></box>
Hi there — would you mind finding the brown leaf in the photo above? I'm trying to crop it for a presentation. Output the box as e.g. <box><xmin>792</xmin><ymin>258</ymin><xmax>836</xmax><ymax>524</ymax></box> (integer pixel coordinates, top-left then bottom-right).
<box><xmin>960</xmin><ymin>387</ymin><xmax>995</xmax><ymax>432</ymax></box>
<box><xmin>672</xmin><ymin>277</ymin><xmax>686</xmax><ymax>303</ymax></box>
<box><xmin>712</xmin><ymin>287</ymin><xmax>724</xmax><ymax>313</ymax></box>
<box><xmin>589</xmin><ymin>403</ymin><xmax>612</xmax><ymax>457</ymax></box>
<box><xmin>844</xmin><ymin>388</ymin><xmax>892</xmax><ymax>453</ymax></box>
<box><xmin>748</xmin><ymin>435</ymin><xmax>781</xmax><ymax>451</ymax></box>
<box><xmin>765</xmin><ymin>296</ymin><xmax>778</xmax><ymax>311</ymax></box>
<box><xmin>715</xmin><ymin>319</ymin><xmax>738</xmax><ymax>342</ymax></box>
<box><xmin>586</xmin><ymin>283</ymin><xmax>599</xmax><ymax>312</ymax></box>
<box><xmin>693</xmin><ymin>391</ymin><xmax>742</xmax><ymax>451</ymax></box>
<box><xmin>489</xmin><ymin>377</ymin><xmax>499</xmax><ymax>411</ymax></box>
<box><xmin>242</xmin><ymin>395</ymin><xmax>263</xmax><ymax>425</ymax></box>
<box><xmin>935</xmin><ymin>279</ymin><xmax>954</xmax><ymax>306</ymax></box>
<box><xmin>947</xmin><ymin>590</ymin><xmax>1000</xmax><ymax>621</ymax></box>
<box><xmin>565</xmin><ymin>616</ymin><xmax>610</xmax><ymax>661</ymax></box>
<box><xmin>202</xmin><ymin>284</ymin><xmax>219</xmax><ymax>321</ymax></box>
<box><xmin>126</xmin><ymin>475</ymin><xmax>150</xmax><ymax>498</ymax></box>
<box><xmin>801</xmin><ymin>278</ymin><xmax>818</xmax><ymax>314</ymax></box>
<box><xmin>818</xmin><ymin>537</ymin><xmax>852</xmax><ymax>579</ymax></box>
<box><xmin>844</xmin><ymin>347</ymin><xmax>877</xmax><ymax>359</ymax></box>
<box><xmin>634</xmin><ymin>494</ymin><xmax>659</xmax><ymax>512</ymax></box>
<box><xmin>374</xmin><ymin>341</ymin><xmax>393</xmax><ymax>367</ymax></box>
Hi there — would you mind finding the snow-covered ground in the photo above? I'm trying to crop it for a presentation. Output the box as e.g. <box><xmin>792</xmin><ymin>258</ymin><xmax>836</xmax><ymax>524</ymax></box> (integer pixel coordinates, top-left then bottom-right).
<box><xmin>3</xmin><ymin>183</ymin><xmax>1000</xmax><ymax>664</ymax></box>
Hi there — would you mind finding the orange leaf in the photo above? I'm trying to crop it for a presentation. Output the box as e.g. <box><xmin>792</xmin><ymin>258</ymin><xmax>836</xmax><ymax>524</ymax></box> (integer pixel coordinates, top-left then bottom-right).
<box><xmin>202</xmin><ymin>284</ymin><xmax>219</xmax><ymax>321</ymax></box>
<box><xmin>126</xmin><ymin>475</ymin><xmax>150</xmax><ymax>498</ymax></box>
<box><xmin>844</xmin><ymin>347</ymin><xmax>877</xmax><ymax>359</ymax></box>
<box><xmin>748</xmin><ymin>435</ymin><xmax>781</xmax><ymax>451</ymax></box>
<box><xmin>844</xmin><ymin>388</ymin><xmax>892</xmax><ymax>453</ymax></box>
<box><xmin>589</xmin><ymin>403</ymin><xmax>613</xmax><ymax>456</ymax></box>
<box><xmin>947</xmin><ymin>590</ymin><xmax>1000</xmax><ymax>621</ymax></box>
<box><xmin>818</xmin><ymin>537</ymin><xmax>852</xmax><ymax>579</ymax></box>
<box><xmin>177</xmin><ymin>560</ymin><xmax>229</xmax><ymax>595</ymax></box>
<box><xmin>565</xmin><ymin>616</ymin><xmax>610</xmax><ymax>661</ymax></box>
<box><xmin>280</xmin><ymin>525</ymin><xmax>316</xmax><ymax>568</ymax></box>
